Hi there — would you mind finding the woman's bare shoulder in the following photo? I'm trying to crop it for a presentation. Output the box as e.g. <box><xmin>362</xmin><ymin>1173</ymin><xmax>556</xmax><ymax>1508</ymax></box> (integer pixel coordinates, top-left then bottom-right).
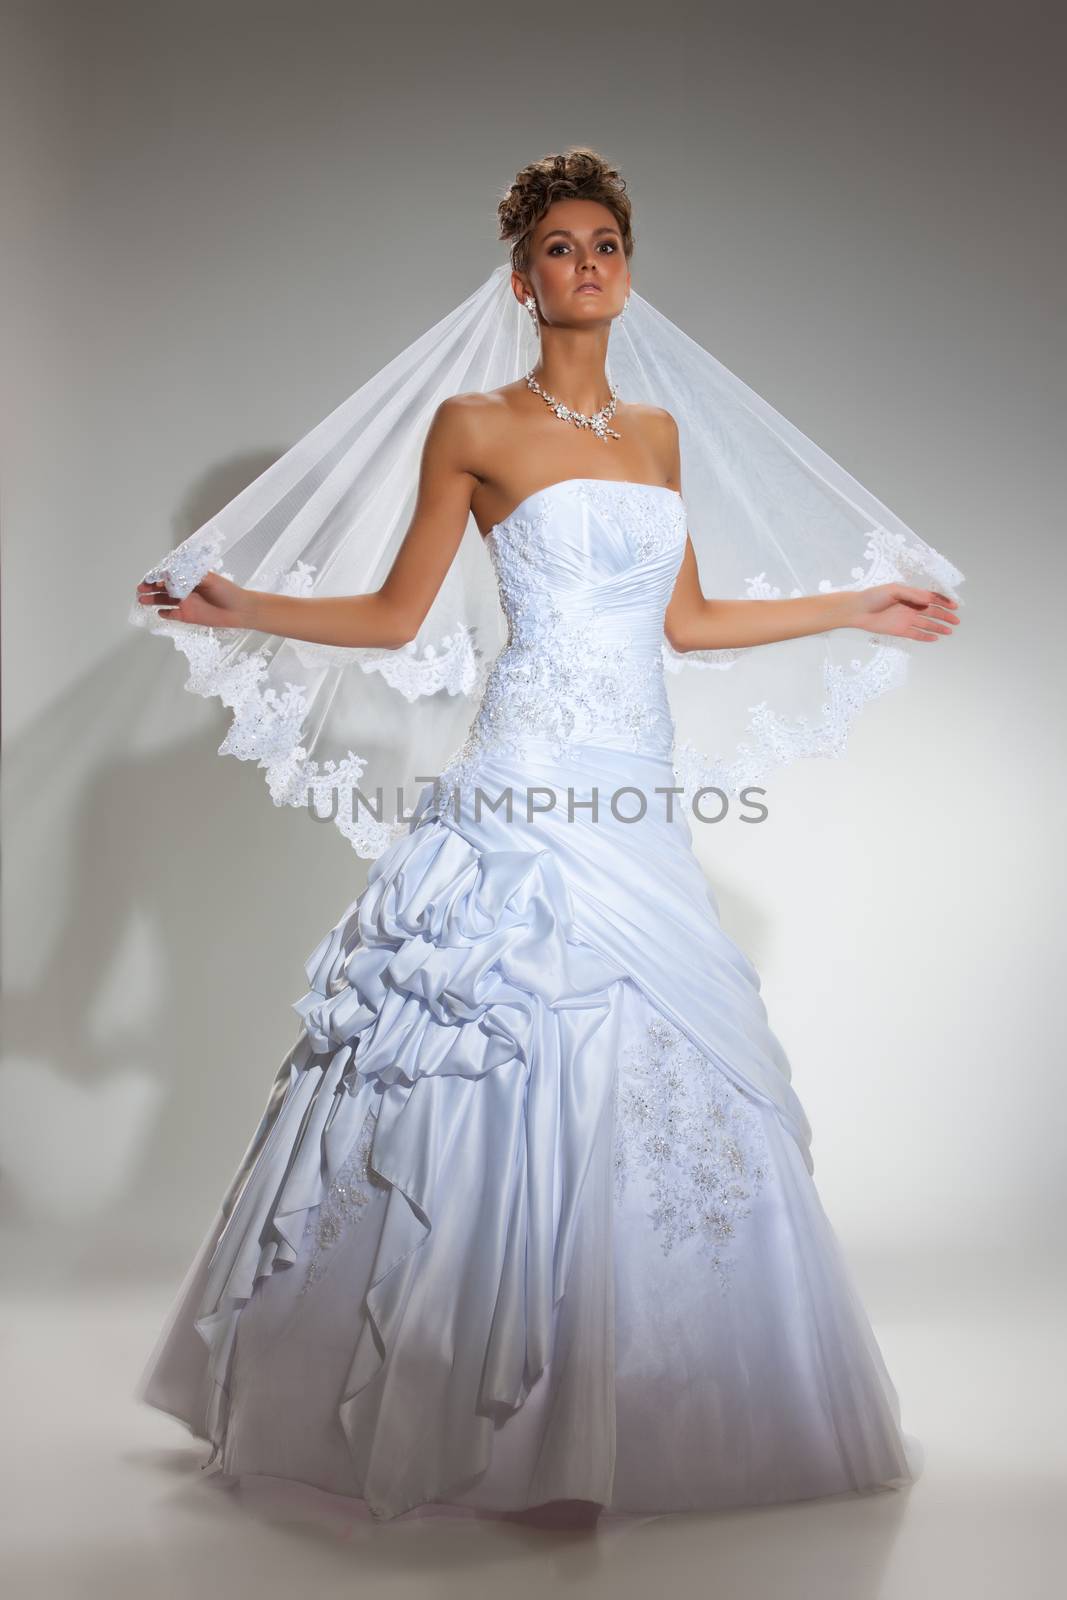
<box><xmin>619</xmin><ymin>399</ymin><xmax>678</xmax><ymax>432</ymax></box>
<box><xmin>440</xmin><ymin>383</ymin><xmax>525</xmax><ymax>416</ymax></box>
<box><xmin>433</xmin><ymin>387</ymin><xmax>527</xmax><ymax>464</ymax></box>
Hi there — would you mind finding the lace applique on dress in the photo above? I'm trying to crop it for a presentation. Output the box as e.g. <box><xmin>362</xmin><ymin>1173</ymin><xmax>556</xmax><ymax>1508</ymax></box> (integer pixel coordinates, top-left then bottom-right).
<box><xmin>433</xmin><ymin>500</ymin><xmax>678</xmax><ymax>806</ymax></box>
<box><xmin>300</xmin><ymin>1102</ymin><xmax>386</xmax><ymax>1295</ymax></box>
<box><xmin>573</xmin><ymin>479</ymin><xmax>687</xmax><ymax>564</ymax></box>
<box><xmin>613</xmin><ymin>1010</ymin><xmax>770</xmax><ymax>1289</ymax></box>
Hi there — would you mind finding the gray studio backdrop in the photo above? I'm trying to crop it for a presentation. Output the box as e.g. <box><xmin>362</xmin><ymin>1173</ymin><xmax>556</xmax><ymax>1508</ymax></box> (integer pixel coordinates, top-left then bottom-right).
<box><xmin>2</xmin><ymin>0</ymin><xmax>1062</xmax><ymax>1312</ymax></box>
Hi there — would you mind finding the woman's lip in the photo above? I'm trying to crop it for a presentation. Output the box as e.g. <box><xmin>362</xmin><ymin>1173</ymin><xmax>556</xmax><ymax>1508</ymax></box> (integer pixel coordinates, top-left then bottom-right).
<box><xmin>575</xmin><ymin>283</ymin><xmax>602</xmax><ymax>293</ymax></box>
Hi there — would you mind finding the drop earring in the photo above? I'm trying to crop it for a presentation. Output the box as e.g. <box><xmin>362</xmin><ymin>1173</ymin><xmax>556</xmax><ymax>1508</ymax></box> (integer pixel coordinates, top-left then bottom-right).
<box><xmin>523</xmin><ymin>294</ymin><xmax>540</xmax><ymax>332</ymax></box>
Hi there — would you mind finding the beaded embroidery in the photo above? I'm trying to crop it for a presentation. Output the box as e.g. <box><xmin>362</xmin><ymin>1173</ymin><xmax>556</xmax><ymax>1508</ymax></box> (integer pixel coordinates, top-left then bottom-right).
<box><xmin>572</xmin><ymin>479</ymin><xmax>687</xmax><ymax>564</ymax></box>
<box><xmin>434</xmin><ymin>488</ymin><xmax>685</xmax><ymax>806</ymax></box>
<box><xmin>299</xmin><ymin>1103</ymin><xmax>386</xmax><ymax>1296</ymax></box>
<box><xmin>613</xmin><ymin>1011</ymin><xmax>770</xmax><ymax>1289</ymax></box>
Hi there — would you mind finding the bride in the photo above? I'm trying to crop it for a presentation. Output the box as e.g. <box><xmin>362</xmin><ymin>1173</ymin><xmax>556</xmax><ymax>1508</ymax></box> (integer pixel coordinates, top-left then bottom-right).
<box><xmin>132</xmin><ymin>148</ymin><xmax>961</xmax><ymax>1527</ymax></box>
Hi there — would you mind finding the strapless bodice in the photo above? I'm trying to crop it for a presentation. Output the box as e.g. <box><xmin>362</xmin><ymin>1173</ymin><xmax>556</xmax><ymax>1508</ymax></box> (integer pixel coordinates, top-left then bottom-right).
<box><xmin>487</xmin><ymin>475</ymin><xmax>685</xmax><ymax>567</ymax></box>
<box><xmin>439</xmin><ymin>478</ymin><xmax>688</xmax><ymax>792</ymax></box>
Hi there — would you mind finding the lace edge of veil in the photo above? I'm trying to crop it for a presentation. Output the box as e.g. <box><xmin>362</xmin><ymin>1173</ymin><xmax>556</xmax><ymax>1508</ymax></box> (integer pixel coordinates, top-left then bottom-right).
<box><xmin>127</xmin><ymin>523</ymin><xmax>963</xmax><ymax>862</ymax></box>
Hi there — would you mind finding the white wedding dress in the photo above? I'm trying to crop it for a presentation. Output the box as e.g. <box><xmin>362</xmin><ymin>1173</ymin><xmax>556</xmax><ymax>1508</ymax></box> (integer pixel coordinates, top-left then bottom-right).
<box><xmin>137</xmin><ymin>477</ymin><xmax>921</xmax><ymax>1522</ymax></box>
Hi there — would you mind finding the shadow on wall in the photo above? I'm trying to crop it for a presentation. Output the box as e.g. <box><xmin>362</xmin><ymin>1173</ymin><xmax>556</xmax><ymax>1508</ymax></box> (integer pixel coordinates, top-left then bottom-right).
<box><xmin>1</xmin><ymin>448</ymin><xmax>365</xmax><ymax>1282</ymax></box>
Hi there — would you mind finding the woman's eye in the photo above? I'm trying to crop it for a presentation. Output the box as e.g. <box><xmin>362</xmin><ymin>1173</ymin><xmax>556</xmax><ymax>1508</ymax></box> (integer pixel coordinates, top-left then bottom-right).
<box><xmin>547</xmin><ymin>241</ymin><xmax>618</xmax><ymax>256</ymax></box>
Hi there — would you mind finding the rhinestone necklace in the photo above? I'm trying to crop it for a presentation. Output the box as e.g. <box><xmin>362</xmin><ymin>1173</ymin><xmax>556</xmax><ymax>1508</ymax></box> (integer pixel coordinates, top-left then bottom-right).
<box><xmin>524</xmin><ymin>367</ymin><xmax>622</xmax><ymax>441</ymax></box>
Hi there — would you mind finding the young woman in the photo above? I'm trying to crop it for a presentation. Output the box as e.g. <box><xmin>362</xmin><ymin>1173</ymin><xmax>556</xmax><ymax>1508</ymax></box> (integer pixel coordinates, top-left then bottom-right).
<box><xmin>133</xmin><ymin>148</ymin><xmax>961</xmax><ymax>1528</ymax></box>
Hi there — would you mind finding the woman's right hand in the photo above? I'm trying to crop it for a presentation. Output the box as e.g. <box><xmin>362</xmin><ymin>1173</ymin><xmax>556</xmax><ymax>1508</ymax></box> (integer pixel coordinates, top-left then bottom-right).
<box><xmin>135</xmin><ymin>571</ymin><xmax>252</xmax><ymax>629</ymax></box>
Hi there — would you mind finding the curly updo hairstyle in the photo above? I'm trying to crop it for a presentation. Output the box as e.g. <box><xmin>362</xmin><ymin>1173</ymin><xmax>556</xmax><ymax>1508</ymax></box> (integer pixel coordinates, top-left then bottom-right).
<box><xmin>497</xmin><ymin>147</ymin><xmax>634</xmax><ymax>274</ymax></box>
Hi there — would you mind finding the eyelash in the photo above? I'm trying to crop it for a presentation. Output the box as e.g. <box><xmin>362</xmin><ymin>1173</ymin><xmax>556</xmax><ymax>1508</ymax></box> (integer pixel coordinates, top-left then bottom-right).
<box><xmin>547</xmin><ymin>241</ymin><xmax>618</xmax><ymax>255</ymax></box>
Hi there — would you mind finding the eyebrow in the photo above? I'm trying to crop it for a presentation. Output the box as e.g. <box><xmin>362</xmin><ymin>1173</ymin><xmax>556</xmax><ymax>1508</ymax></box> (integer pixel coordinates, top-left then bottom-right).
<box><xmin>540</xmin><ymin>226</ymin><xmax>621</xmax><ymax>241</ymax></box>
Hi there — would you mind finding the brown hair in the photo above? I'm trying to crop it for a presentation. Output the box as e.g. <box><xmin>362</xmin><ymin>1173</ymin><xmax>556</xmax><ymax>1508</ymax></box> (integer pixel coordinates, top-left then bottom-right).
<box><xmin>497</xmin><ymin>147</ymin><xmax>634</xmax><ymax>273</ymax></box>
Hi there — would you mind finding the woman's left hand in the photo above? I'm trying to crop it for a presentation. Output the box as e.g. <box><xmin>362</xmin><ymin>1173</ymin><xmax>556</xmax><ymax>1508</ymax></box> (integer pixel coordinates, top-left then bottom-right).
<box><xmin>844</xmin><ymin>583</ymin><xmax>962</xmax><ymax>641</ymax></box>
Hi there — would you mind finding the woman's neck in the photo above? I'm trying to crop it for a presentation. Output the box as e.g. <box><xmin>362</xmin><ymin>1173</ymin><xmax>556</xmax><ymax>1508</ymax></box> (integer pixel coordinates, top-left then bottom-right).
<box><xmin>530</xmin><ymin>332</ymin><xmax>612</xmax><ymax>416</ymax></box>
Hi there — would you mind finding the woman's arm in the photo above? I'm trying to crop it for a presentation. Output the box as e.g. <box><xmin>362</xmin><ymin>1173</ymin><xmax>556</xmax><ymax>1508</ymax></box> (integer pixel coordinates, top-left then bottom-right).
<box><xmin>665</xmin><ymin>535</ymin><xmax>959</xmax><ymax>649</ymax></box>
<box><xmin>135</xmin><ymin>398</ymin><xmax>481</xmax><ymax>648</ymax></box>
<box><xmin>659</xmin><ymin>415</ymin><xmax>960</xmax><ymax>651</ymax></box>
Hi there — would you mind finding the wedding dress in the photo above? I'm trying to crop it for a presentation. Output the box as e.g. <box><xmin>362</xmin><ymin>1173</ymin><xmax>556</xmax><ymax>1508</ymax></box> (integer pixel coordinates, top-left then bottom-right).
<box><xmin>137</xmin><ymin>476</ymin><xmax>921</xmax><ymax>1522</ymax></box>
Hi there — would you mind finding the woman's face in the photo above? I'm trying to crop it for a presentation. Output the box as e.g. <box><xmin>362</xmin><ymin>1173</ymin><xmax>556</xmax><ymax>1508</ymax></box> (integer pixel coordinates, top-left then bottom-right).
<box><xmin>518</xmin><ymin>198</ymin><xmax>631</xmax><ymax>328</ymax></box>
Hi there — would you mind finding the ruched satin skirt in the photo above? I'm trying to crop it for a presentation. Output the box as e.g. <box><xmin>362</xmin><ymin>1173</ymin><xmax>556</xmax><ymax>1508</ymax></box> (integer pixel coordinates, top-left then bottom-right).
<box><xmin>137</xmin><ymin>742</ymin><xmax>922</xmax><ymax>1521</ymax></box>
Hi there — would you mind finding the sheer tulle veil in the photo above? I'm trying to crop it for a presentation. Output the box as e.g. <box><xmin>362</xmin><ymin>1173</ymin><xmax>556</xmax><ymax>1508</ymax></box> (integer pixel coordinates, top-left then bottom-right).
<box><xmin>129</xmin><ymin>261</ymin><xmax>965</xmax><ymax>858</ymax></box>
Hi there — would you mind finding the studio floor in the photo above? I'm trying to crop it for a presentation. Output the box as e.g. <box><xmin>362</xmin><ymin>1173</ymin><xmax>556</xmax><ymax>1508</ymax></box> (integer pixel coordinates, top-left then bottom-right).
<box><xmin>2</xmin><ymin>1257</ymin><xmax>1063</xmax><ymax>1600</ymax></box>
